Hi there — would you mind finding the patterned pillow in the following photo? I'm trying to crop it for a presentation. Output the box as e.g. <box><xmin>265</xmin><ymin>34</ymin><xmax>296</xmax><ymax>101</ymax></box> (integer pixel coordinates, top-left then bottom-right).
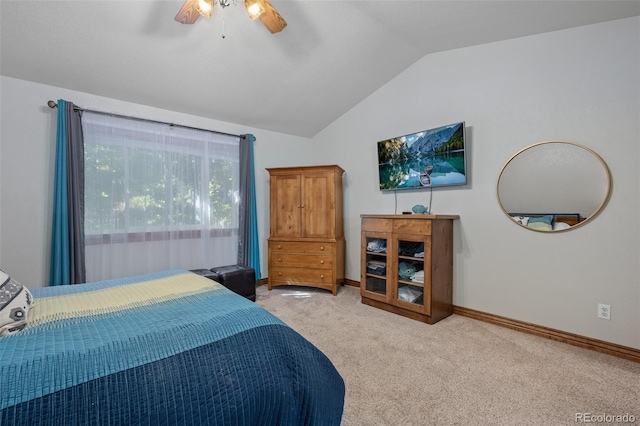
<box><xmin>0</xmin><ymin>269</ymin><xmax>35</xmax><ymax>336</ymax></box>
<box><xmin>511</xmin><ymin>215</ymin><xmax>530</xmax><ymax>226</ymax></box>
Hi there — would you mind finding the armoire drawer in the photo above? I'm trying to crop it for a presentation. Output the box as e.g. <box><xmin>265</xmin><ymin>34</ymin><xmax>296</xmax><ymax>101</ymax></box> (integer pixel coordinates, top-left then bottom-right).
<box><xmin>269</xmin><ymin>241</ymin><xmax>335</xmax><ymax>255</ymax></box>
<box><xmin>269</xmin><ymin>253</ymin><xmax>334</xmax><ymax>269</ymax></box>
<box><xmin>268</xmin><ymin>267</ymin><xmax>335</xmax><ymax>286</ymax></box>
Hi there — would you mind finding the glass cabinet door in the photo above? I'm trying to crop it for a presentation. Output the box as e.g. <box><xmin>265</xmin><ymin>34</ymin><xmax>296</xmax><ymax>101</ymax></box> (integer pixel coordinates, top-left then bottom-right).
<box><xmin>396</xmin><ymin>239</ymin><xmax>426</xmax><ymax>310</ymax></box>
<box><xmin>363</xmin><ymin>236</ymin><xmax>388</xmax><ymax>299</ymax></box>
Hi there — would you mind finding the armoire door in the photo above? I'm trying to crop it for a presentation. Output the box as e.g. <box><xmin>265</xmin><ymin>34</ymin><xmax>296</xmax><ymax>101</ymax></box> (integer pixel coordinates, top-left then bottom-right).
<box><xmin>271</xmin><ymin>174</ymin><xmax>301</xmax><ymax>238</ymax></box>
<box><xmin>301</xmin><ymin>172</ymin><xmax>335</xmax><ymax>238</ymax></box>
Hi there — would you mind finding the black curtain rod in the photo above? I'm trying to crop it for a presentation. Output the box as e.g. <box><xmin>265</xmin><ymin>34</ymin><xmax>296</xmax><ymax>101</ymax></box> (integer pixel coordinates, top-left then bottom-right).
<box><xmin>47</xmin><ymin>100</ymin><xmax>242</xmax><ymax>139</ymax></box>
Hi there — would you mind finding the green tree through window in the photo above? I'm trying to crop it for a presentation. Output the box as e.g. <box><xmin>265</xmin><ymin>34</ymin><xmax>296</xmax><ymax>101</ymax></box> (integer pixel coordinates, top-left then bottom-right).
<box><xmin>83</xmin><ymin>115</ymin><xmax>239</xmax><ymax>238</ymax></box>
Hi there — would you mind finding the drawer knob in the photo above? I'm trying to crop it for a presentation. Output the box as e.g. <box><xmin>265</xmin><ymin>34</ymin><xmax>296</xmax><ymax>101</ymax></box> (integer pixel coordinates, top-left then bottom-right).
<box><xmin>277</xmin><ymin>245</ymin><xmax>282</xmax><ymax>249</ymax></box>
<box><xmin>278</xmin><ymin>272</ymin><xmax>282</xmax><ymax>276</ymax></box>
<box><xmin>320</xmin><ymin>246</ymin><xmax>324</xmax><ymax>251</ymax></box>
<box><xmin>278</xmin><ymin>258</ymin><xmax>282</xmax><ymax>262</ymax></box>
<box><xmin>320</xmin><ymin>274</ymin><xmax>324</xmax><ymax>279</ymax></box>
<box><xmin>320</xmin><ymin>260</ymin><xmax>324</xmax><ymax>264</ymax></box>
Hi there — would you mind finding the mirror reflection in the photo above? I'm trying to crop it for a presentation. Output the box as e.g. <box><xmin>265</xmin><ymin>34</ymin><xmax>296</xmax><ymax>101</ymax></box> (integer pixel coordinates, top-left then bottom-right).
<box><xmin>497</xmin><ymin>141</ymin><xmax>611</xmax><ymax>232</ymax></box>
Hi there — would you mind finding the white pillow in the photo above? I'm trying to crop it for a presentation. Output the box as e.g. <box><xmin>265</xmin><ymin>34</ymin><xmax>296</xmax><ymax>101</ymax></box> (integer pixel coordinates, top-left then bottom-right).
<box><xmin>0</xmin><ymin>269</ymin><xmax>35</xmax><ymax>336</ymax></box>
<box><xmin>553</xmin><ymin>222</ymin><xmax>571</xmax><ymax>231</ymax></box>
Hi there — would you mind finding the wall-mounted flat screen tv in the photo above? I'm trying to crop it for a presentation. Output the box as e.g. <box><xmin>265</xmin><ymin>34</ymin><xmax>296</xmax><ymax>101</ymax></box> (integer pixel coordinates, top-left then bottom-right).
<box><xmin>377</xmin><ymin>121</ymin><xmax>467</xmax><ymax>191</ymax></box>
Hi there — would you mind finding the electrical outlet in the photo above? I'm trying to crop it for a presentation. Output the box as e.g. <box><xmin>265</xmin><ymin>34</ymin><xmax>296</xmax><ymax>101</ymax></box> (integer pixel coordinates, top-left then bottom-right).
<box><xmin>598</xmin><ymin>303</ymin><xmax>611</xmax><ymax>320</ymax></box>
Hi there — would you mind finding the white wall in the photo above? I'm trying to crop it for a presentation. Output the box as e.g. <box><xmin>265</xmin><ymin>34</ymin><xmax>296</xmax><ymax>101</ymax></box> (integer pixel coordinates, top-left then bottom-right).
<box><xmin>311</xmin><ymin>17</ymin><xmax>640</xmax><ymax>349</ymax></box>
<box><xmin>1</xmin><ymin>17</ymin><xmax>638</xmax><ymax>350</ymax></box>
<box><xmin>0</xmin><ymin>76</ymin><xmax>312</xmax><ymax>288</ymax></box>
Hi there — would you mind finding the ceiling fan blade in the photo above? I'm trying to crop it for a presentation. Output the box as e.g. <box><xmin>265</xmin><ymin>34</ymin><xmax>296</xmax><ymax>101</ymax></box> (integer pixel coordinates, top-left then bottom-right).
<box><xmin>175</xmin><ymin>0</ymin><xmax>200</xmax><ymax>24</ymax></box>
<box><xmin>257</xmin><ymin>0</ymin><xmax>287</xmax><ymax>34</ymax></box>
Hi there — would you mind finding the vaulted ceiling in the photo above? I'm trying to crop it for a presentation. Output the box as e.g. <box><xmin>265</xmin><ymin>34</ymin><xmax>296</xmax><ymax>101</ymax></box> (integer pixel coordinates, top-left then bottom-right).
<box><xmin>2</xmin><ymin>1</ymin><xmax>639</xmax><ymax>137</ymax></box>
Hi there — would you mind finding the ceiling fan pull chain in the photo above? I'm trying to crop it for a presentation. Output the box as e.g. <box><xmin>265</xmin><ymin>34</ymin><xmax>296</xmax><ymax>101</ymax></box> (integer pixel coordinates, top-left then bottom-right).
<box><xmin>222</xmin><ymin>17</ymin><xmax>226</xmax><ymax>39</ymax></box>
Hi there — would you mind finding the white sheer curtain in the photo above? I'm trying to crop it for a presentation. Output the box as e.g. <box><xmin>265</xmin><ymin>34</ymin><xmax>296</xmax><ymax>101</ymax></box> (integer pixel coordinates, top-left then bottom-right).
<box><xmin>81</xmin><ymin>112</ymin><xmax>240</xmax><ymax>282</ymax></box>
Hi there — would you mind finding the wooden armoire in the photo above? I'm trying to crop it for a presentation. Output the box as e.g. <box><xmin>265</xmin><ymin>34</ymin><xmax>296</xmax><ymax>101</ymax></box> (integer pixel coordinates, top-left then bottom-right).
<box><xmin>267</xmin><ymin>165</ymin><xmax>345</xmax><ymax>295</ymax></box>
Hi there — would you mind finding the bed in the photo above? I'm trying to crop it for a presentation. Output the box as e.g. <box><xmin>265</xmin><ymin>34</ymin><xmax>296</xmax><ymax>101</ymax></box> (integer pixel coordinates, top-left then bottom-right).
<box><xmin>0</xmin><ymin>269</ymin><xmax>345</xmax><ymax>425</ymax></box>
<box><xmin>508</xmin><ymin>213</ymin><xmax>582</xmax><ymax>231</ymax></box>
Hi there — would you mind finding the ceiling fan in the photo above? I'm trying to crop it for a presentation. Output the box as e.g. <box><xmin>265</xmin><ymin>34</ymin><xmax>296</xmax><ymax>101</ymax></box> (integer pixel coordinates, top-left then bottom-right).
<box><xmin>175</xmin><ymin>0</ymin><xmax>287</xmax><ymax>34</ymax></box>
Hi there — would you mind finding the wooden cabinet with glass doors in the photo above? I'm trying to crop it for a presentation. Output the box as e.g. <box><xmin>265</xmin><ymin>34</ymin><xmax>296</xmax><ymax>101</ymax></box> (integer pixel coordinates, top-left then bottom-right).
<box><xmin>361</xmin><ymin>214</ymin><xmax>458</xmax><ymax>324</ymax></box>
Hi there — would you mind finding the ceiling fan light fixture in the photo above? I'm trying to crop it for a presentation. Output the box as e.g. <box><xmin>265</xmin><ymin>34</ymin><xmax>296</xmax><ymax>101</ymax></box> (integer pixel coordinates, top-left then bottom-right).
<box><xmin>175</xmin><ymin>0</ymin><xmax>285</xmax><ymax>33</ymax></box>
<box><xmin>244</xmin><ymin>0</ymin><xmax>264</xmax><ymax>20</ymax></box>
<box><xmin>195</xmin><ymin>0</ymin><xmax>215</xmax><ymax>18</ymax></box>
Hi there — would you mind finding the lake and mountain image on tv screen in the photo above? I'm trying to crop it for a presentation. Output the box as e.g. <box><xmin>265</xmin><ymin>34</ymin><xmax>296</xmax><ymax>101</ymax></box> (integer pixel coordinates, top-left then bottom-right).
<box><xmin>377</xmin><ymin>122</ymin><xmax>466</xmax><ymax>190</ymax></box>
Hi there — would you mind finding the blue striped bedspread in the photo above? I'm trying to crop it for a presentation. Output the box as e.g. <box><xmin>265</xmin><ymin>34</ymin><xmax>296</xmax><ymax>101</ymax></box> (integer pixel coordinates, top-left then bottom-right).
<box><xmin>0</xmin><ymin>270</ymin><xmax>345</xmax><ymax>425</ymax></box>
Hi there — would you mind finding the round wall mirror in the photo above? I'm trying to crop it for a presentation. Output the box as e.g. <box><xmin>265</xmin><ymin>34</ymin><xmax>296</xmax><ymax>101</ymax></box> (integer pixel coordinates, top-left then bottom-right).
<box><xmin>497</xmin><ymin>141</ymin><xmax>611</xmax><ymax>232</ymax></box>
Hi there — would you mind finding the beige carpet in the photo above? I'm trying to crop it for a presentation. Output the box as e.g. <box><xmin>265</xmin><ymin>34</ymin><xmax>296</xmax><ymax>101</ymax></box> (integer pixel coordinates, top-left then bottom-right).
<box><xmin>256</xmin><ymin>284</ymin><xmax>640</xmax><ymax>426</ymax></box>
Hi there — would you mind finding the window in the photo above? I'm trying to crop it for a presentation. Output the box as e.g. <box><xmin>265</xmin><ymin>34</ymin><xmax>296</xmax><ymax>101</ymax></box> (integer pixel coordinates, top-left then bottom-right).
<box><xmin>81</xmin><ymin>112</ymin><xmax>240</xmax><ymax>280</ymax></box>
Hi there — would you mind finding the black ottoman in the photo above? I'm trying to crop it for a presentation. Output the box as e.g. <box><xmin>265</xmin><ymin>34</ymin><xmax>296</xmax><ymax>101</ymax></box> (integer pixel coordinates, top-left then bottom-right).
<box><xmin>189</xmin><ymin>269</ymin><xmax>220</xmax><ymax>281</ymax></box>
<box><xmin>209</xmin><ymin>265</ymin><xmax>256</xmax><ymax>302</ymax></box>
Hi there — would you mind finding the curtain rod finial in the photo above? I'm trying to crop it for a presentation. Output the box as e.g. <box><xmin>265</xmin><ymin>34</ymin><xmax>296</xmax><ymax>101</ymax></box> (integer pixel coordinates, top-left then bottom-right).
<box><xmin>47</xmin><ymin>100</ymin><xmax>57</xmax><ymax>108</ymax></box>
